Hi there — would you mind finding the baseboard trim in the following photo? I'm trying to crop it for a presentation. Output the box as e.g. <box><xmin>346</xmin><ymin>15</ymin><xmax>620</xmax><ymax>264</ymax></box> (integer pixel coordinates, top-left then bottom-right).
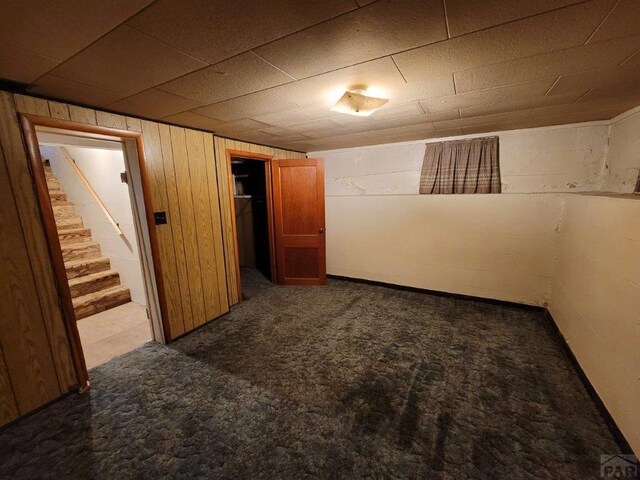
<box><xmin>543</xmin><ymin>311</ymin><xmax>634</xmax><ymax>455</ymax></box>
<box><xmin>327</xmin><ymin>274</ymin><xmax>545</xmax><ymax>312</ymax></box>
<box><xmin>329</xmin><ymin>273</ymin><xmax>634</xmax><ymax>454</ymax></box>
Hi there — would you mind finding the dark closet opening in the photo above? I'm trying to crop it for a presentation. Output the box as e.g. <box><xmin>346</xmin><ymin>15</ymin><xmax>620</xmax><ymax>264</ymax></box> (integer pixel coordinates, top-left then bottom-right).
<box><xmin>231</xmin><ymin>158</ymin><xmax>272</xmax><ymax>282</ymax></box>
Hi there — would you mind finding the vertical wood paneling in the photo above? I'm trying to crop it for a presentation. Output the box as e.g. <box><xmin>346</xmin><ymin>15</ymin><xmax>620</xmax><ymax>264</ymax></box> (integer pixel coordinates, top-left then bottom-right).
<box><xmin>170</xmin><ymin>126</ymin><xmax>205</xmax><ymax>329</ymax></box>
<box><xmin>14</xmin><ymin>94</ymin><xmax>50</xmax><ymax>116</ymax></box>
<box><xmin>126</xmin><ymin>117</ymin><xmax>142</xmax><ymax>133</ymax></box>
<box><xmin>0</xmin><ymin>350</ymin><xmax>19</xmax><ymax>425</ymax></box>
<box><xmin>140</xmin><ymin>120</ymin><xmax>185</xmax><ymax>339</ymax></box>
<box><xmin>1</xmin><ymin>91</ymin><xmax>270</xmax><ymax>425</ymax></box>
<box><xmin>96</xmin><ymin>111</ymin><xmax>127</xmax><ymax>130</ymax></box>
<box><xmin>1</xmin><ymin>93</ymin><xmax>76</xmax><ymax>392</ymax></box>
<box><xmin>48</xmin><ymin>101</ymin><xmax>70</xmax><ymax>120</ymax></box>
<box><xmin>68</xmin><ymin>105</ymin><xmax>96</xmax><ymax>125</ymax></box>
<box><xmin>0</xmin><ymin>141</ymin><xmax>61</xmax><ymax>413</ymax></box>
<box><xmin>212</xmin><ymin>136</ymin><xmax>306</xmax><ymax>305</ymax></box>
<box><xmin>185</xmin><ymin>130</ymin><xmax>222</xmax><ymax>323</ymax></box>
<box><xmin>214</xmin><ymin>136</ymin><xmax>238</xmax><ymax>304</ymax></box>
<box><xmin>159</xmin><ymin>125</ymin><xmax>194</xmax><ymax>332</ymax></box>
<box><xmin>204</xmin><ymin>135</ymin><xmax>229</xmax><ymax>313</ymax></box>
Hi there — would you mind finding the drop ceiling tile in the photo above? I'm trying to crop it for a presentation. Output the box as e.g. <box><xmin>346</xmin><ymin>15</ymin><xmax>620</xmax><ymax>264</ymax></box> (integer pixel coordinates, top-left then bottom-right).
<box><xmin>459</xmin><ymin>92</ymin><xmax>585</xmax><ymax>118</ymax></box>
<box><xmin>445</xmin><ymin>0</ymin><xmax>583</xmax><ymax>37</ymax></box>
<box><xmin>158</xmin><ymin>52</ymin><xmax>294</xmax><ymax>104</ymax></box>
<box><xmin>0</xmin><ymin>0</ymin><xmax>154</xmax><ymax>61</ymax></box>
<box><xmin>434</xmin><ymin>110</ymin><xmax>532</xmax><ymax>130</ymax></box>
<box><xmin>261</xmin><ymin>126</ymin><xmax>308</xmax><ymax>137</ymax></box>
<box><xmin>576</xmin><ymin>87</ymin><xmax>640</xmax><ymax>105</ymax></box>
<box><xmin>301</xmin><ymin>132</ymin><xmax>374</xmax><ymax>149</ymax></box>
<box><xmin>364</xmin><ymin>115</ymin><xmax>435</xmax><ymax>133</ymax></box>
<box><xmin>162</xmin><ymin>111</ymin><xmax>226</xmax><ymax>131</ymax></box>
<box><xmin>127</xmin><ymin>0</ymin><xmax>357</xmax><ymax>64</ymax></box>
<box><xmin>259</xmin><ymin>127</ymin><xmax>315</xmax><ymax>143</ymax></box>
<box><xmin>252</xmin><ymin>107</ymin><xmax>332</xmax><ymax>127</ymax></box>
<box><xmin>328</xmin><ymin>101</ymin><xmax>423</xmax><ymax>126</ymax></box>
<box><xmin>393</xmin><ymin>0</ymin><xmax>615</xmax><ymax>82</ymax></box>
<box><xmin>454</xmin><ymin>35</ymin><xmax>640</xmax><ymax>93</ymax></box>
<box><xmin>360</xmin><ymin>122</ymin><xmax>436</xmax><ymax>139</ymax></box>
<box><xmin>548</xmin><ymin>56</ymin><xmax>640</xmax><ymax>96</ymax></box>
<box><xmin>392</xmin><ymin>74</ymin><xmax>457</xmax><ymax>103</ymax></box>
<box><xmin>234</xmin><ymin>130</ymin><xmax>279</xmax><ymax>145</ymax></box>
<box><xmin>29</xmin><ymin>74</ymin><xmax>126</xmax><ymax>107</ymax></box>
<box><xmin>193</xmin><ymin>91</ymin><xmax>298</xmax><ymax>122</ymax></box>
<box><xmin>286</xmin><ymin>119</ymin><xmax>342</xmax><ymax>134</ymax></box>
<box><xmin>106</xmin><ymin>89</ymin><xmax>202</xmax><ymax>119</ymax></box>
<box><xmin>588</xmin><ymin>0</ymin><xmax>640</xmax><ymax>43</ymax></box>
<box><xmin>370</xmin><ymin>102</ymin><xmax>425</xmax><ymax>120</ymax></box>
<box><xmin>269</xmin><ymin>57</ymin><xmax>406</xmax><ymax>108</ymax></box>
<box><xmin>461</xmin><ymin>121</ymin><xmax>535</xmax><ymax>135</ymax></box>
<box><xmin>529</xmin><ymin>98</ymin><xmax>637</xmax><ymax>119</ymax></box>
<box><xmin>215</xmin><ymin>118</ymin><xmax>274</xmax><ymax>135</ymax></box>
<box><xmin>552</xmin><ymin>106</ymin><xmax>634</xmax><ymax>122</ymax></box>
<box><xmin>255</xmin><ymin>0</ymin><xmax>447</xmax><ymax>78</ymax></box>
<box><xmin>346</xmin><ymin>108</ymin><xmax>463</xmax><ymax>129</ymax></box>
<box><xmin>0</xmin><ymin>45</ymin><xmax>60</xmax><ymax>83</ymax></box>
<box><xmin>420</xmin><ymin>78</ymin><xmax>555</xmax><ymax>113</ymax></box>
<box><xmin>49</xmin><ymin>25</ymin><xmax>207</xmax><ymax>96</ymax></box>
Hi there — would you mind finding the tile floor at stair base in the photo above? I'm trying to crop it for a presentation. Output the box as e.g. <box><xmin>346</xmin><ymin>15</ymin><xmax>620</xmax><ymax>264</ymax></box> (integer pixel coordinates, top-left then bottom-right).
<box><xmin>77</xmin><ymin>302</ymin><xmax>152</xmax><ymax>370</ymax></box>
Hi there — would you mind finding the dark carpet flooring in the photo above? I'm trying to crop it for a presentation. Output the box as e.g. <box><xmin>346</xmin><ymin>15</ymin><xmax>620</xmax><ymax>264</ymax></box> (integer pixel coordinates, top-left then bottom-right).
<box><xmin>0</xmin><ymin>269</ymin><xmax>622</xmax><ymax>479</ymax></box>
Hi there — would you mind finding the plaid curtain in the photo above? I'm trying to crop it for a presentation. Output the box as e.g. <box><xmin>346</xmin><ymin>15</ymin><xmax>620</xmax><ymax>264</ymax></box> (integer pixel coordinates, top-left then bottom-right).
<box><xmin>419</xmin><ymin>136</ymin><xmax>501</xmax><ymax>194</ymax></box>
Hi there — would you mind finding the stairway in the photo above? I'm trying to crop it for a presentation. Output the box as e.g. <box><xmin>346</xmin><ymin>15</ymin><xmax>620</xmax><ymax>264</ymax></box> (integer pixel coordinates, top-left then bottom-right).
<box><xmin>45</xmin><ymin>162</ymin><xmax>131</xmax><ymax>320</ymax></box>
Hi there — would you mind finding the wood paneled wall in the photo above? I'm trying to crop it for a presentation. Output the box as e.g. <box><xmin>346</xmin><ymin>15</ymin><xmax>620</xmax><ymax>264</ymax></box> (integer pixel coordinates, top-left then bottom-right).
<box><xmin>213</xmin><ymin>137</ymin><xmax>306</xmax><ymax>305</ymax></box>
<box><xmin>0</xmin><ymin>91</ymin><xmax>306</xmax><ymax>426</ymax></box>
<box><xmin>1</xmin><ymin>92</ymin><xmax>303</xmax><ymax>426</ymax></box>
<box><xmin>0</xmin><ymin>92</ymin><xmax>76</xmax><ymax>425</ymax></box>
<box><xmin>11</xmin><ymin>94</ymin><xmax>231</xmax><ymax>341</ymax></box>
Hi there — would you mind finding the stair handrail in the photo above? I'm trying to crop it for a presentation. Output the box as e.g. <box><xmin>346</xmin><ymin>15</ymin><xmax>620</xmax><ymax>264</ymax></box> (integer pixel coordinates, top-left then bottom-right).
<box><xmin>60</xmin><ymin>147</ymin><xmax>124</xmax><ymax>237</ymax></box>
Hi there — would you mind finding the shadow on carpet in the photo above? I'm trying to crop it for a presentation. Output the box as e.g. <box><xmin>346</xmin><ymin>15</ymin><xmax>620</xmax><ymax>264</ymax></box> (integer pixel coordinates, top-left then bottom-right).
<box><xmin>0</xmin><ymin>269</ymin><xmax>622</xmax><ymax>479</ymax></box>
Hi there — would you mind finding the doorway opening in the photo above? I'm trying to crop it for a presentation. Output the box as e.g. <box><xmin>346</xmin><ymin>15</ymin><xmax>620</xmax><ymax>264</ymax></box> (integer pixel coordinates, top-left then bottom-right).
<box><xmin>21</xmin><ymin>113</ymin><xmax>166</xmax><ymax>389</ymax></box>
<box><xmin>232</xmin><ymin>157</ymin><xmax>274</xmax><ymax>287</ymax></box>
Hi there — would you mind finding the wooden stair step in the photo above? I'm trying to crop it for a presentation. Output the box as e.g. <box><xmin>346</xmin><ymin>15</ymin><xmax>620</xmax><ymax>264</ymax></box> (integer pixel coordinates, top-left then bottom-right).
<box><xmin>49</xmin><ymin>191</ymin><xmax>67</xmax><ymax>202</ymax></box>
<box><xmin>73</xmin><ymin>286</ymin><xmax>131</xmax><ymax>320</ymax></box>
<box><xmin>65</xmin><ymin>256</ymin><xmax>111</xmax><ymax>279</ymax></box>
<box><xmin>59</xmin><ymin>227</ymin><xmax>92</xmax><ymax>245</ymax></box>
<box><xmin>46</xmin><ymin>178</ymin><xmax>60</xmax><ymax>190</ymax></box>
<box><xmin>61</xmin><ymin>241</ymin><xmax>100</xmax><ymax>262</ymax></box>
<box><xmin>52</xmin><ymin>204</ymin><xmax>76</xmax><ymax>218</ymax></box>
<box><xmin>56</xmin><ymin>215</ymin><xmax>83</xmax><ymax>230</ymax></box>
<box><xmin>68</xmin><ymin>270</ymin><xmax>121</xmax><ymax>298</ymax></box>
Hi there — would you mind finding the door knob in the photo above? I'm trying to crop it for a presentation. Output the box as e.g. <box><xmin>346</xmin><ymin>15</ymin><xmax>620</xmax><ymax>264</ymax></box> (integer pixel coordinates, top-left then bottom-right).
<box><xmin>319</xmin><ymin>227</ymin><xmax>325</xmax><ymax>233</ymax></box>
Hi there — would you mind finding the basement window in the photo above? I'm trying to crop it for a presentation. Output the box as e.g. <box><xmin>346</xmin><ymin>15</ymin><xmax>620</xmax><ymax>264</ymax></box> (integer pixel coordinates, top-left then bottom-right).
<box><xmin>419</xmin><ymin>136</ymin><xmax>501</xmax><ymax>194</ymax></box>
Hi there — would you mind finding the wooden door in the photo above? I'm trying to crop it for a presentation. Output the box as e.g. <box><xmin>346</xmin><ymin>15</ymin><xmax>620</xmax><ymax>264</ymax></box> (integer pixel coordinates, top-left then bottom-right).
<box><xmin>272</xmin><ymin>158</ymin><xmax>326</xmax><ymax>285</ymax></box>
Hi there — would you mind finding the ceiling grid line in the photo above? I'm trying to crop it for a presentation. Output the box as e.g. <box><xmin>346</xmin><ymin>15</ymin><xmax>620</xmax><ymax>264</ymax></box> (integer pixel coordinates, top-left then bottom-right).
<box><xmin>1</xmin><ymin>0</ymin><xmax>636</xmax><ymax>151</ymax></box>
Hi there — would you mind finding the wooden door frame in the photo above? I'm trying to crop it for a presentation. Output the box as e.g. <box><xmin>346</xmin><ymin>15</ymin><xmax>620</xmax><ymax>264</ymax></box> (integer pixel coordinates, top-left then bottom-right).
<box><xmin>225</xmin><ymin>149</ymin><xmax>277</xmax><ymax>302</ymax></box>
<box><xmin>19</xmin><ymin>113</ymin><xmax>171</xmax><ymax>391</ymax></box>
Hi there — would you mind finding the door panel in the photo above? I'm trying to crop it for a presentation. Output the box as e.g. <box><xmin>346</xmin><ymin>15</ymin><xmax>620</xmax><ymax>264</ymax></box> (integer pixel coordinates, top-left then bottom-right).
<box><xmin>272</xmin><ymin>158</ymin><xmax>326</xmax><ymax>285</ymax></box>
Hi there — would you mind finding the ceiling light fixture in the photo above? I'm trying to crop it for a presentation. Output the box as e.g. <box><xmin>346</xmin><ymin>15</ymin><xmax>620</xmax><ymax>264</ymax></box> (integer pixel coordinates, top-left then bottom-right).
<box><xmin>330</xmin><ymin>86</ymin><xmax>389</xmax><ymax>117</ymax></box>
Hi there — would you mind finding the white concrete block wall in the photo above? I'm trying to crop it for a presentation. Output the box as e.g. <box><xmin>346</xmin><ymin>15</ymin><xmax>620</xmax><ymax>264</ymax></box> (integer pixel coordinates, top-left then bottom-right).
<box><xmin>315</xmin><ymin>122</ymin><xmax>610</xmax><ymax>196</ymax></box>
<box><xmin>326</xmin><ymin>194</ymin><xmax>563</xmax><ymax>306</ymax></box>
<box><xmin>314</xmin><ymin>115</ymin><xmax>640</xmax><ymax>452</ymax></box>
<box><xmin>603</xmin><ymin>106</ymin><xmax>640</xmax><ymax>193</ymax></box>
<box><xmin>41</xmin><ymin>145</ymin><xmax>147</xmax><ymax>306</ymax></box>
<box><xmin>549</xmin><ymin>194</ymin><xmax>640</xmax><ymax>454</ymax></box>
